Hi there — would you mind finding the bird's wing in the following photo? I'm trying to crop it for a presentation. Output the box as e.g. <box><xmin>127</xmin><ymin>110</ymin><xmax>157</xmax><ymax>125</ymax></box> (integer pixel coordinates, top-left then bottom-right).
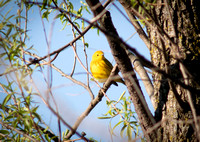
<box><xmin>104</xmin><ymin>58</ymin><xmax>113</xmax><ymax>72</ymax></box>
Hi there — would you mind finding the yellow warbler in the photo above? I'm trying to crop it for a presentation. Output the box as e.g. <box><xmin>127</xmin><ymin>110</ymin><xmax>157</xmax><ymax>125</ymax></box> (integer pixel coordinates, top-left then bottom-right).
<box><xmin>90</xmin><ymin>50</ymin><xmax>125</xmax><ymax>86</ymax></box>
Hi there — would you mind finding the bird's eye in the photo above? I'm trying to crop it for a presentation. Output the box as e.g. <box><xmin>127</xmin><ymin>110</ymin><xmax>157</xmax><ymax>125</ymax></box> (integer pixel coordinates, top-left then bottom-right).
<box><xmin>97</xmin><ymin>54</ymin><xmax>99</xmax><ymax>56</ymax></box>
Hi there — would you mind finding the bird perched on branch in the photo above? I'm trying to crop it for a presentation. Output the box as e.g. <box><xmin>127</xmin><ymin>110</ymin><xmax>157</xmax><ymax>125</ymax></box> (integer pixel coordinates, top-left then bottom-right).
<box><xmin>90</xmin><ymin>50</ymin><xmax>125</xmax><ymax>86</ymax></box>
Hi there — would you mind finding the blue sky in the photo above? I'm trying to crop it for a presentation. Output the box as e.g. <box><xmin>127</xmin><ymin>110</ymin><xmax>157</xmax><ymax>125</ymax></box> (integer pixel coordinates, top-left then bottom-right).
<box><xmin>0</xmin><ymin>0</ymin><xmax>153</xmax><ymax>141</ymax></box>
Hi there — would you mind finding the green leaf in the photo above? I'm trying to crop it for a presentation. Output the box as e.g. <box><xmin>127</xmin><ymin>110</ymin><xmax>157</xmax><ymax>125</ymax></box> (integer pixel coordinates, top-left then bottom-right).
<box><xmin>43</xmin><ymin>126</ymin><xmax>49</xmax><ymax>133</ymax></box>
<box><xmin>65</xmin><ymin>129</ymin><xmax>69</xmax><ymax>136</ymax></box>
<box><xmin>32</xmin><ymin>111</ymin><xmax>41</xmax><ymax>122</ymax></box>
<box><xmin>130</xmin><ymin>121</ymin><xmax>137</xmax><ymax>124</ymax></box>
<box><xmin>73</xmin><ymin>21</ymin><xmax>80</xmax><ymax>29</ymax></box>
<box><xmin>135</xmin><ymin>124</ymin><xmax>139</xmax><ymax>136</ymax></box>
<box><xmin>24</xmin><ymin>118</ymin><xmax>32</xmax><ymax>131</ymax></box>
<box><xmin>124</xmin><ymin>100</ymin><xmax>127</xmax><ymax>111</ymax></box>
<box><xmin>84</xmin><ymin>6</ymin><xmax>91</xmax><ymax>14</ymax></box>
<box><xmin>127</xmin><ymin>125</ymin><xmax>132</xmax><ymax>140</ymax></box>
<box><xmin>45</xmin><ymin>134</ymin><xmax>51</xmax><ymax>142</ymax></box>
<box><xmin>0</xmin><ymin>129</ymin><xmax>10</xmax><ymax>135</ymax></box>
<box><xmin>6</xmin><ymin>26</ymin><xmax>12</xmax><ymax>37</ymax></box>
<box><xmin>0</xmin><ymin>111</ymin><xmax>5</xmax><ymax>120</ymax></box>
<box><xmin>84</xmin><ymin>42</ymin><xmax>89</xmax><ymax>48</ymax></box>
<box><xmin>130</xmin><ymin>0</ymin><xmax>137</xmax><ymax>7</ymax></box>
<box><xmin>115</xmin><ymin>91</ymin><xmax>126</xmax><ymax>105</ymax></box>
<box><xmin>97</xmin><ymin>116</ymin><xmax>112</xmax><ymax>119</ymax></box>
<box><xmin>68</xmin><ymin>1</ymin><xmax>74</xmax><ymax>11</ymax></box>
<box><xmin>106</xmin><ymin>100</ymin><xmax>116</xmax><ymax>106</ymax></box>
<box><xmin>112</xmin><ymin>120</ymin><xmax>123</xmax><ymax>132</ymax></box>
<box><xmin>138</xmin><ymin>6</ymin><xmax>142</xmax><ymax>14</ymax></box>
<box><xmin>0</xmin><ymin>52</ymin><xmax>6</xmax><ymax>58</ymax></box>
<box><xmin>120</xmin><ymin>124</ymin><xmax>127</xmax><ymax>137</ymax></box>
<box><xmin>105</xmin><ymin>109</ymin><xmax>112</xmax><ymax>116</ymax></box>
<box><xmin>0</xmin><ymin>0</ymin><xmax>12</xmax><ymax>7</ymax></box>
<box><xmin>42</xmin><ymin>10</ymin><xmax>50</xmax><ymax>21</ymax></box>
<box><xmin>4</xmin><ymin>115</ymin><xmax>14</xmax><ymax>121</ymax></box>
<box><xmin>25</xmin><ymin>95</ymin><xmax>31</xmax><ymax>105</ymax></box>
<box><xmin>2</xmin><ymin>93</ymin><xmax>12</xmax><ymax>110</ymax></box>
<box><xmin>0</xmin><ymin>23</ymin><xmax>4</xmax><ymax>30</ymax></box>
<box><xmin>77</xmin><ymin>6</ymin><xmax>83</xmax><ymax>15</ymax></box>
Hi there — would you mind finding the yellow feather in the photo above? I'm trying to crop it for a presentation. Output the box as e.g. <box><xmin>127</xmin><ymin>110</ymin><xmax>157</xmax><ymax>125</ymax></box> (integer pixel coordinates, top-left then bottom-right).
<box><xmin>90</xmin><ymin>50</ymin><xmax>125</xmax><ymax>85</ymax></box>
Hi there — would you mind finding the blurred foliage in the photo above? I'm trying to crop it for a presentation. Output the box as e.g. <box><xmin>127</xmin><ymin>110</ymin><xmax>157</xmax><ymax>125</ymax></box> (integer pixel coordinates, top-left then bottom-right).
<box><xmin>0</xmin><ymin>0</ymin><xmax>54</xmax><ymax>141</ymax></box>
<box><xmin>0</xmin><ymin>0</ymin><xmax>94</xmax><ymax>141</ymax></box>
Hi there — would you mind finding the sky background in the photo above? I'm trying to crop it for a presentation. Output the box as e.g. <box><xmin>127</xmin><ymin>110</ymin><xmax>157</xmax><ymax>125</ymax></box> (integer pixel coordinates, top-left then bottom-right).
<box><xmin>0</xmin><ymin>0</ymin><xmax>154</xmax><ymax>141</ymax></box>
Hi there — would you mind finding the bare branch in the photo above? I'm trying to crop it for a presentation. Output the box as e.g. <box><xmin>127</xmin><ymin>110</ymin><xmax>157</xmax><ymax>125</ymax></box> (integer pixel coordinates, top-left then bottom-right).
<box><xmin>125</xmin><ymin>49</ymin><xmax>155</xmax><ymax>109</ymax></box>
<box><xmin>66</xmin><ymin>65</ymin><xmax>122</xmax><ymax>139</ymax></box>
<box><xmin>113</xmin><ymin>2</ymin><xmax>150</xmax><ymax>49</ymax></box>
<box><xmin>52</xmin><ymin>0</ymin><xmax>82</xmax><ymax>35</ymax></box>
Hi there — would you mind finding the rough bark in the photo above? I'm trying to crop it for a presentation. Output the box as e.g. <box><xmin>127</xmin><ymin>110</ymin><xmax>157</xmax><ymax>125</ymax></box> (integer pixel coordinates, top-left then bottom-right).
<box><xmin>119</xmin><ymin>0</ymin><xmax>200</xmax><ymax>141</ymax></box>
<box><xmin>148</xmin><ymin>0</ymin><xmax>200</xmax><ymax>141</ymax></box>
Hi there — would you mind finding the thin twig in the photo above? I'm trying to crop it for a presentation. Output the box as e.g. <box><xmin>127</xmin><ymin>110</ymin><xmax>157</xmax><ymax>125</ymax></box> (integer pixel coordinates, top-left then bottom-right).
<box><xmin>52</xmin><ymin>0</ymin><xmax>82</xmax><ymax>35</ymax></box>
<box><xmin>71</xmin><ymin>44</ymin><xmax>94</xmax><ymax>100</ymax></box>
<box><xmin>81</xmin><ymin>32</ymin><xmax>90</xmax><ymax>87</ymax></box>
<box><xmin>117</xmin><ymin>1</ymin><xmax>150</xmax><ymax>49</ymax></box>
<box><xmin>69</xmin><ymin>14</ymin><xmax>77</xmax><ymax>77</ymax></box>
<box><xmin>179</xmin><ymin>63</ymin><xmax>200</xmax><ymax>140</ymax></box>
<box><xmin>24</xmin><ymin>49</ymin><xmax>95</xmax><ymax>102</ymax></box>
<box><xmin>26</xmin><ymin>63</ymin><xmax>88</xmax><ymax>141</ymax></box>
<box><xmin>39</xmin><ymin>7</ymin><xmax>62</xmax><ymax>141</ymax></box>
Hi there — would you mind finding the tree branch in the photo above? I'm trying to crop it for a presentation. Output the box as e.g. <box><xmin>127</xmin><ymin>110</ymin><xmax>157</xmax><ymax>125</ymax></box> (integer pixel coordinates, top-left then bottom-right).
<box><xmin>85</xmin><ymin>0</ymin><xmax>156</xmax><ymax>140</ymax></box>
<box><xmin>65</xmin><ymin>65</ymin><xmax>121</xmax><ymax>139</ymax></box>
<box><xmin>125</xmin><ymin>49</ymin><xmax>155</xmax><ymax>109</ymax></box>
<box><xmin>115</xmin><ymin>1</ymin><xmax>150</xmax><ymax>49</ymax></box>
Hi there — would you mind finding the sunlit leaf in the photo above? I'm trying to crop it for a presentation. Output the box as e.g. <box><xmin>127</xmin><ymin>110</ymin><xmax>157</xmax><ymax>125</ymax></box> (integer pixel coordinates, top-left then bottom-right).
<box><xmin>127</xmin><ymin>125</ymin><xmax>132</xmax><ymax>140</ymax></box>
<box><xmin>2</xmin><ymin>93</ymin><xmax>12</xmax><ymax>110</ymax></box>
<box><xmin>42</xmin><ymin>10</ymin><xmax>50</xmax><ymax>21</ymax></box>
<box><xmin>84</xmin><ymin>42</ymin><xmax>89</xmax><ymax>48</ymax></box>
<box><xmin>116</xmin><ymin>91</ymin><xmax>126</xmax><ymax>104</ymax></box>
<box><xmin>120</xmin><ymin>124</ymin><xmax>127</xmax><ymax>137</ymax></box>
<box><xmin>124</xmin><ymin>100</ymin><xmax>127</xmax><ymax>111</ymax></box>
<box><xmin>112</xmin><ymin>120</ymin><xmax>123</xmax><ymax>132</ymax></box>
<box><xmin>97</xmin><ymin>116</ymin><xmax>112</xmax><ymax>119</ymax></box>
<box><xmin>45</xmin><ymin>134</ymin><xmax>51</xmax><ymax>142</ymax></box>
<box><xmin>32</xmin><ymin>111</ymin><xmax>41</xmax><ymax>122</ymax></box>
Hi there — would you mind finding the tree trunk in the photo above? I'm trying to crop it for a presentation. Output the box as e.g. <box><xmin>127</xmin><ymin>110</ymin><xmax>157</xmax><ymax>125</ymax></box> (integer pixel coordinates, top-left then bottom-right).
<box><xmin>148</xmin><ymin>0</ymin><xmax>200</xmax><ymax>141</ymax></box>
<box><xmin>119</xmin><ymin>0</ymin><xmax>200</xmax><ymax>141</ymax></box>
